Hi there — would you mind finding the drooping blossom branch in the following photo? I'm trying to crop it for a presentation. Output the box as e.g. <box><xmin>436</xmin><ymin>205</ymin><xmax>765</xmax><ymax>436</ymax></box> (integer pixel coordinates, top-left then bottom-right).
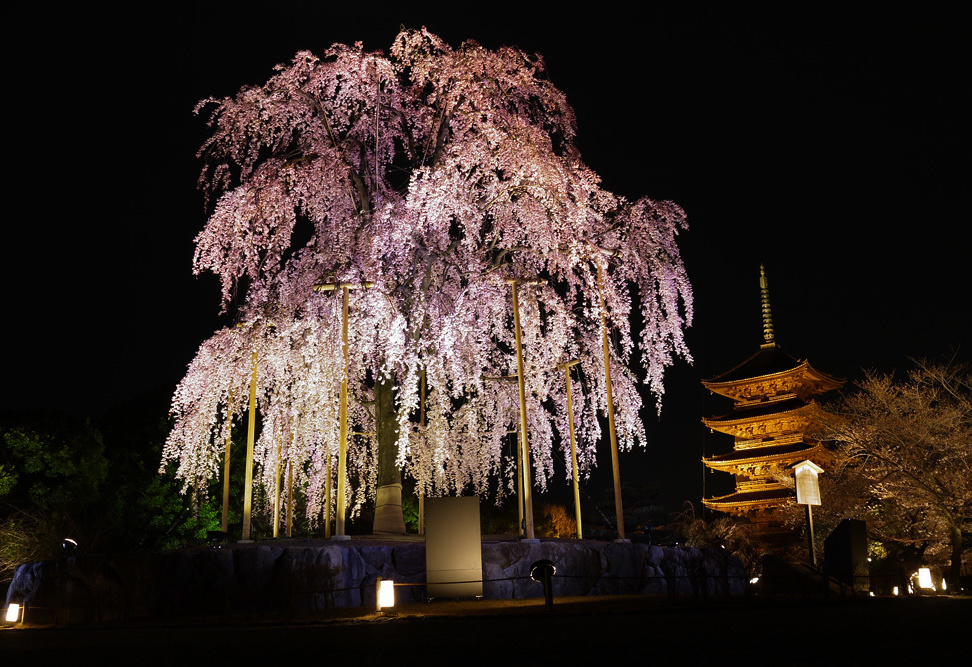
<box><xmin>165</xmin><ymin>28</ymin><xmax>693</xmax><ymax>522</ymax></box>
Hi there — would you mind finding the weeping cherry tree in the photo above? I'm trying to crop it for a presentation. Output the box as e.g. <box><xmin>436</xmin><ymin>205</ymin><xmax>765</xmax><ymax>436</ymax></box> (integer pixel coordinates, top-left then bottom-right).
<box><xmin>162</xmin><ymin>28</ymin><xmax>693</xmax><ymax>537</ymax></box>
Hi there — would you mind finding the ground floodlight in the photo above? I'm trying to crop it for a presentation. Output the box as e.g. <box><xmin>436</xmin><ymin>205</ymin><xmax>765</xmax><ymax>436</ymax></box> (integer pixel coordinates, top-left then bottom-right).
<box><xmin>917</xmin><ymin>568</ymin><xmax>934</xmax><ymax>590</ymax></box>
<box><xmin>530</xmin><ymin>560</ymin><xmax>557</xmax><ymax>612</ymax></box>
<box><xmin>893</xmin><ymin>586</ymin><xmax>899</xmax><ymax>595</ymax></box>
<box><xmin>530</xmin><ymin>559</ymin><xmax>557</xmax><ymax>583</ymax></box>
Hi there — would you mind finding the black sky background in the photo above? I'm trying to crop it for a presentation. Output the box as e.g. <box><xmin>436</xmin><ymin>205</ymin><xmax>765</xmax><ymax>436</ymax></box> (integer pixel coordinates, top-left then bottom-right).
<box><xmin>4</xmin><ymin>4</ymin><xmax>967</xmax><ymax>513</ymax></box>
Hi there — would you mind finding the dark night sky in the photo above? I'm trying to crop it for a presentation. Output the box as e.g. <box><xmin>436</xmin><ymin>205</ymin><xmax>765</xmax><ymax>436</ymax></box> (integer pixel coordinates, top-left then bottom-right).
<box><xmin>4</xmin><ymin>4</ymin><xmax>967</xmax><ymax>512</ymax></box>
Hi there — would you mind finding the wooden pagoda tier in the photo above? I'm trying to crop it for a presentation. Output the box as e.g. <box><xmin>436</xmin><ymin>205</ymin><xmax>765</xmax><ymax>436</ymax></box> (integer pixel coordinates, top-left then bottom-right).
<box><xmin>700</xmin><ymin>266</ymin><xmax>843</xmax><ymax>531</ymax></box>
<box><xmin>701</xmin><ymin>344</ymin><xmax>842</xmax><ymax>528</ymax></box>
<box><xmin>702</xmin><ymin>342</ymin><xmax>844</xmax><ymax>404</ymax></box>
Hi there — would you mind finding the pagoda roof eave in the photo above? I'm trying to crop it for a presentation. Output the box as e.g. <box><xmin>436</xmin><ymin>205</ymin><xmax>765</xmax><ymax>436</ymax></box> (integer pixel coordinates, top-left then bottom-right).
<box><xmin>702</xmin><ymin>401</ymin><xmax>818</xmax><ymax>433</ymax></box>
<box><xmin>703</xmin><ymin>360</ymin><xmax>844</xmax><ymax>396</ymax></box>
<box><xmin>703</xmin><ymin>396</ymin><xmax>811</xmax><ymax>425</ymax></box>
<box><xmin>702</xmin><ymin>488</ymin><xmax>795</xmax><ymax>508</ymax></box>
<box><xmin>702</xmin><ymin>344</ymin><xmax>843</xmax><ymax>398</ymax></box>
<box><xmin>703</xmin><ymin>343</ymin><xmax>801</xmax><ymax>384</ymax></box>
<box><xmin>704</xmin><ymin>442</ymin><xmax>824</xmax><ymax>470</ymax></box>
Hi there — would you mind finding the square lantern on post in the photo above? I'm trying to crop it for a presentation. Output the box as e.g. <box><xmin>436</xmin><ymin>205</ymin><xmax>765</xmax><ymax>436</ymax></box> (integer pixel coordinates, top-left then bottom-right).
<box><xmin>4</xmin><ymin>602</ymin><xmax>23</xmax><ymax>624</ymax></box>
<box><xmin>793</xmin><ymin>460</ymin><xmax>823</xmax><ymax>567</ymax></box>
<box><xmin>376</xmin><ymin>577</ymin><xmax>395</xmax><ymax>612</ymax></box>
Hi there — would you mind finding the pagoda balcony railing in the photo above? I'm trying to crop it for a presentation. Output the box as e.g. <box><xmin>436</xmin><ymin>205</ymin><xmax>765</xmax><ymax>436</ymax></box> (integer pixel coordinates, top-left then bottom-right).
<box><xmin>736</xmin><ymin>479</ymin><xmax>787</xmax><ymax>492</ymax></box>
<box><xmin>734</xmin><ymin>432</ymin><xmax>807</xmax><ymax>450</ymax></box>
<box><xmin>735</xmin><ymin>392</ymin><xmax>797</xmax><ymax>409</ymax></box>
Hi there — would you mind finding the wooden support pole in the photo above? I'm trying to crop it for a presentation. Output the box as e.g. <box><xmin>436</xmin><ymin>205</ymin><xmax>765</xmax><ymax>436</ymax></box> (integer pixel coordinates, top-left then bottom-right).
<box><xmin>560</xmin><ymin>360</ymin><xmax>583</xmax><ymax>539</ymax></box>
<box><xmin>337</xmin><ymin>284</ymin><xmax>350</xmax><ymax>537</ymax></box>
<box><xmin>324</xmin><ymin>456</ymin><xmax>332</xmax><ymax>540</ymax></box>
<box><xmin>273</xmin><ymin>436</ymin><xmax>282</xmax><ymax>538</ymax></box>
<box><xmin>221</xmin><ymin>390</ymin><xmax>233</xmax><ymax>533</ymax></box>
<box><xmin>313</xmin><ymin>281</ymin><xmax>373</xmax><ymax>540</ymax></box>
<box><xmin>509</xmin><ymin>279</ymin><xmax>535</xmax><ymax>540</ymax></box>
<box><xmin>418</xmin><ymin>368</ymin><xmax>426</xmax><ymax>536</ymax></box>
<box><xmin>516</xmin><ymin>426</ymin><xmax>525</xmax><ymax>536</ymax></box>
<box><xmin>286</xmin><ymin>462</ymin><xmax>293</xmax><ymax>538</ymax></box>
<box><xmin>242</xmin><ymin>351</ymin><xmax>258</xmax><ymax>541</ymax></box>
<box><xmin>597</xmin><ymin>264</ymin><xmax>626</xmax><ymax>540</ymax></box>
<box><xmin>806</xmin><ymin>504</ymin><xmax>817</xmax><ymax>567</ymax></box>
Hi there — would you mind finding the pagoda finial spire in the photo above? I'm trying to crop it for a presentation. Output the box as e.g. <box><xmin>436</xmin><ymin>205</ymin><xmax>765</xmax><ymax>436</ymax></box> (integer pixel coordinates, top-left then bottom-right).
<box><xmin>759</xmin><ymin>264</ymin><xmax>775</xmax><ymax>345</ymax></box>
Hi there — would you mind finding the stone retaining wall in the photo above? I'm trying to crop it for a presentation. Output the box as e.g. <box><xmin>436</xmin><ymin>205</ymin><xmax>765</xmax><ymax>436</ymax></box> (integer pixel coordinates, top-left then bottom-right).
<box><xmin>5</xmin><ymin>539</ymin><xmax>744</xmax><ymax>625</ymax></box>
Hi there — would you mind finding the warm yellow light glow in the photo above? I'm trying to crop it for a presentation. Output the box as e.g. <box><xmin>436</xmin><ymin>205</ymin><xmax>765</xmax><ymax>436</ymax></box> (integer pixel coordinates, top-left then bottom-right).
<box><xmin>942</xmin><ymin>579</ymin><xmax>947</xmax><ymax>591</ymax></box>
<box><xmin>378</xmin><ymin>579</ymin><xmax>395</xmax><ymax>609</ymax></box>
<box><xmin>749</xmin><ymin>577</ymin><xmax>760</xmax><ymax>585</ymax></box>
<box><xmin>5</xmin><ymin>603</ymin><xmax>20</xmax><ymax>622</ymax></box>
<box><xmin>917</xmin><ymin>568</ymin><xmax>934</xmax><ymax>589</ymax></box>
<box><xmin>893</xmin><ymin>586</ymin><xmax>899</xmax><ymax>595</ymax></box>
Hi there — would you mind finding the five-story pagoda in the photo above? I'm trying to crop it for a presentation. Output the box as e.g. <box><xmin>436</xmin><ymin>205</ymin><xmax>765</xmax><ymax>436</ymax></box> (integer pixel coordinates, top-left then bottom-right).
<box><xmin>701</xmin><ymin>266</ymin><xmax>843</xmax><ymax>533</ymax></box>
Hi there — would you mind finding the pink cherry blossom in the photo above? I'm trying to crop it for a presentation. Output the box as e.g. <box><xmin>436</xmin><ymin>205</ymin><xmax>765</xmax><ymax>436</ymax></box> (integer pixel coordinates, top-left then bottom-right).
<box><xmin>163</xmin><ymin>29</ymin><xmax>693</xmax><ymax>524</ymax></box>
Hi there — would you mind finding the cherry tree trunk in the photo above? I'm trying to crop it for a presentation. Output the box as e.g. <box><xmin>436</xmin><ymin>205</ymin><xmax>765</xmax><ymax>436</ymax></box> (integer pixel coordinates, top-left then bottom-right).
<box><xmin>373</xmin><ymin>377</ymin><xmax>406</xmax><ymax>534</ymax></box>
<box><xmin>949</xmin><ymin>523</ymin><xmax>963</xmax><ymax>588</ymax></box>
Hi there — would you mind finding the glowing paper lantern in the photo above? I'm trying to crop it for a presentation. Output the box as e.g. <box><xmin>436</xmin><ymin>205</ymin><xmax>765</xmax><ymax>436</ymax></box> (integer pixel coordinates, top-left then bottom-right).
<box><xmin>377</xmin><ymin>578</ymin><xmax>395</xmax><ymax>610</ymax></box>
<box><xmin>5</xmin><ymin>603</ymin><xmax>20</xmax><ymax>623</ymax></box>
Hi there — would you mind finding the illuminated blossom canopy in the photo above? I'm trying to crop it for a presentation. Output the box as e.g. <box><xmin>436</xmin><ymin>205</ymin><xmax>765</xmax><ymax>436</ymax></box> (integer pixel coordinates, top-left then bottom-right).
<box><xmin>162</xmin><ymin>28</ymin><xmax>693</xmax><ymax>523</ymax></box>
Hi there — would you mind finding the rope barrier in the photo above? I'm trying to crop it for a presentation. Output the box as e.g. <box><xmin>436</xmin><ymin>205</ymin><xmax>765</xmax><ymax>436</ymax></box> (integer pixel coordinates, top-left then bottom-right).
<box><xmin>340</xmin><ymin>572</ymin><xmax>758</xmax><ymax>594</ymax></box>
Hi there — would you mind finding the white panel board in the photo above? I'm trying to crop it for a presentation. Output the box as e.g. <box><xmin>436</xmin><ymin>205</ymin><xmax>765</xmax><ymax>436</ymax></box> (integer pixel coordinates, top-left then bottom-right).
<box><xmin>425</xmin><ymin>497</ymin><xmax>483</xmax><ymax>599</ymax></box>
